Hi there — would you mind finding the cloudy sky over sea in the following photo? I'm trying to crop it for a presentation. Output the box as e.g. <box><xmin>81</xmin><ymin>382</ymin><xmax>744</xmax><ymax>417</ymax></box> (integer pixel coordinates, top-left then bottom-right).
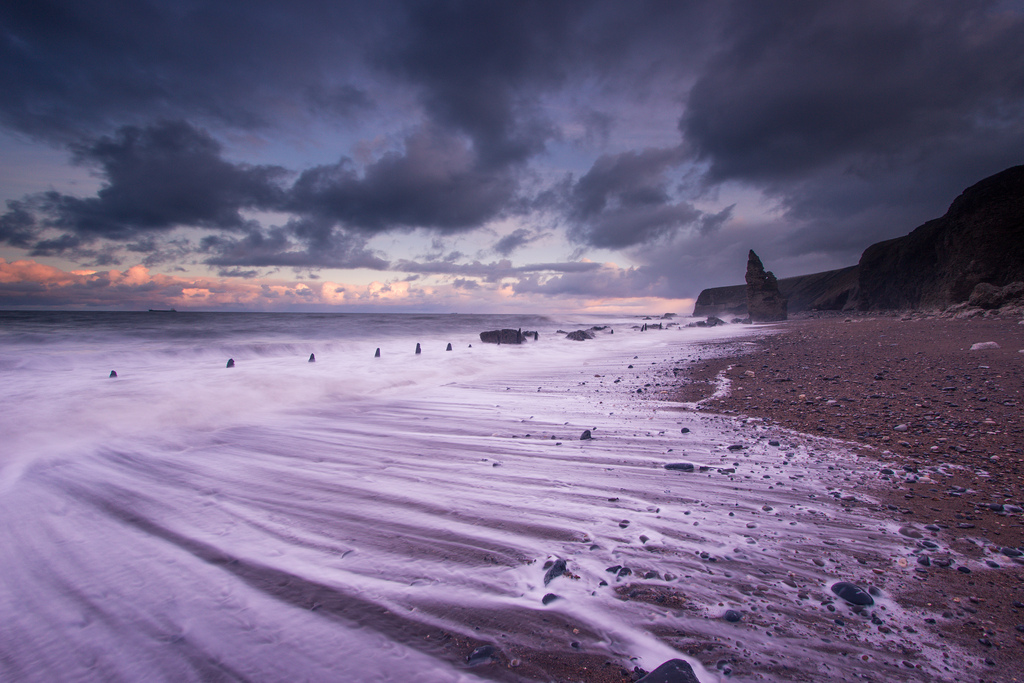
<box><xmin>2</xmin><ymin>1</ymin><xmax>1023</xmax><ymax>312</ymax></box>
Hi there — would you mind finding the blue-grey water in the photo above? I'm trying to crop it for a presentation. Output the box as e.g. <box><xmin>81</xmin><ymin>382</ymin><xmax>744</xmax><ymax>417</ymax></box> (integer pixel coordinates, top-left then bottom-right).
<box><xmin>0</xmin><ymin>312</ymin><xmax>972</xmax><ymax>682</ymax></box>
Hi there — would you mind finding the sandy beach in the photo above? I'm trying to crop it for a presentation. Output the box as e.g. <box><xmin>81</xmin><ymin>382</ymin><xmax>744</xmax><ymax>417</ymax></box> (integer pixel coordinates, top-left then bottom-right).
<box><xmin>672</xmin><ymin>314</ymin><xmax>1024</xmax><ymax>682</ymax></box>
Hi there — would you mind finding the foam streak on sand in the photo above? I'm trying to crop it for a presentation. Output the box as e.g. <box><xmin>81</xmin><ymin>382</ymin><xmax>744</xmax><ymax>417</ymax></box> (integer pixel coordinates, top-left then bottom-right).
<box><xmin>0</xmin><ymin>314</ymin><xmax>974</xmax><ymax>681</ymax></box>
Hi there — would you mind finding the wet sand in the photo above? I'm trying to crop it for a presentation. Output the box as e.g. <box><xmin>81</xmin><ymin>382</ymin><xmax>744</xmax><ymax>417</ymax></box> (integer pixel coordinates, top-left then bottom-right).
<box><xmin>672</xmin><ymin>314</ymin><xmax>1024</xmax><ymax>682</ymax></box>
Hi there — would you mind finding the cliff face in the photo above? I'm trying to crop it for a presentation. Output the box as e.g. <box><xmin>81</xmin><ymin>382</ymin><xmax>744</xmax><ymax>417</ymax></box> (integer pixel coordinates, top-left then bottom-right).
<box><xmin>693</xmin><ymin>266</ymin><xmax>858</xmax><ymax>318</ymax></box>
<box><xmin>856</xmin><ymin>164</ymin><xmax>1024</xmax><ymax>310</ymax></box>
<box><xmin>692</xmin><ymin>165</ymin><xmax>1024</xmax><ymax>315</ymax></box>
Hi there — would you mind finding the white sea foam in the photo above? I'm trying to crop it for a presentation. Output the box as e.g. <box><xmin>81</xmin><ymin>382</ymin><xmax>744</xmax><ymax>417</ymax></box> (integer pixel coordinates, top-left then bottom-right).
<box><xmin>0</xmin><ymin>313</ymin><xmax>978</xmax><ymax>681</ymax></box>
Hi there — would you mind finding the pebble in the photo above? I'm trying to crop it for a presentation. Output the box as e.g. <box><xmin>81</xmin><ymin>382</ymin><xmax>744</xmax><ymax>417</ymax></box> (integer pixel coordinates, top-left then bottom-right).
<box><xmin>466</xmin><ymin>645</ymin><xmax>496</xmax><ymax>666</ymax></box>
<box><xmin>831</xmin><ymin>582</ymin><xmax>874</xmax><ymax>606</ymax></box>
<box><xmin>894</xmin><ymin>424</ymin><xmax>908</xmax><ymax>432</ymax></box>
<box><xmin>724</xmin><ymin>610</ymin><xmax>742</xmax><ymax>622</ymax></box>
<box><xmin>541</xmin><ymin>593</ymin><xmax>560</xmax><ymax>605</ymax></box>
<box><xmin>580</xmin><ymin>429</ymin><xmax>592</xmax><ymax>440</ymax></box>
<box><xmin>680</xmin><ymin>427</ymin><xmax>690</xmax><ymax>434</ymax></box>
<box><xmin>665</xmin><ymin>463</ymin><xmax>694</xmax><ymax>472</ymax></box>
<box><xmin>957</xmin><ymin>566</ymin><xmax>972</xmax><ymax>574</ymax></box>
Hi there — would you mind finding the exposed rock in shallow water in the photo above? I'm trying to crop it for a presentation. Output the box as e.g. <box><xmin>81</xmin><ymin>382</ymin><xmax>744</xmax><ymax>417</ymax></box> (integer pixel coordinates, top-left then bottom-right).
<box><xmin>686</xmin><ymin>316</ymin><xmax>727</xmax><ymax>328</ymax></box>
<box><xmin>636</xmin><ymin>658</ymin><xmax>701</xmax><ymax>683</ymax></box>
<box><xmin>746</xmin><ymin>250</ymin><xmax>788</xmax><ymax>322</ymax></box>
<box><xmin>565</xmin><ymin>330</ymin><xmax>594</xmax><ymax>341</ymax></box>
<box><xmin>543</xmin><ymin>558</ymin><xmax>567</xmax><ymax>585</ymax></box>
<box><xmin>479</xmin><ymin>329</ymin><xmax>524</xmax><ymax>344</ymax></box>
<box><xmin>109</xmin><ymin>370</ymin><xmax>117</xmax><ymax>378</ymax></box>
<box><xmin>226</xmin><ymin>358</ymin><xmax>235</xmax><ymax>368</ymax></box>
<box><xmin>665</xmin><ymin>463</ymin><xmax>694</xmax><ymax>472</ymax></box>
<box><xmin>580</xmin><ymin>429</ymin><xmax>592</xmax><ymax>440</ymax></box>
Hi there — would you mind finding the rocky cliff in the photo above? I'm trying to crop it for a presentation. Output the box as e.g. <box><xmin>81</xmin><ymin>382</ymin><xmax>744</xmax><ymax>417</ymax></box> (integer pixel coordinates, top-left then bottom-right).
<box><xmin>693</xmin><ymin>266</ymin><xmax>858</xmax><ymax>318</ymax></box>
<box><xmin>692</xmin><ymin>164</ymin><xmax>1024</xmax><ymax>315</ymax></box>
<box><xmin>856</xmin><ymin>164</ymin><xmax>1024</xmax><ymax>310</ymax></box>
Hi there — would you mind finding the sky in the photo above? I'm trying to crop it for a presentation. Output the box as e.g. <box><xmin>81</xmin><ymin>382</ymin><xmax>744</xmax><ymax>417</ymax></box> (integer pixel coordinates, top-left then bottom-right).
<box><xmin>1</xmin><ymin>1</ymin><xmax>1023</xmax><ymax>313</ymax></box>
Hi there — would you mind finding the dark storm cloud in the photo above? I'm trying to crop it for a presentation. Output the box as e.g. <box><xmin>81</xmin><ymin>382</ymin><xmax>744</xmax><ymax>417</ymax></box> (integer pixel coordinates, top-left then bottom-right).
<box><xmin>682</xmin><ymin>1</ymin><xmax>1024</xmax><ymax>183</ymax></box>
<box><xmin>0</xmin><ymin>121</ymin><xmax>287</xmax><ymax>252</ymax></box>
<box><xmin>378</xmin><ymin>1</ymin><xmax>576</xmax><ymax>167</ymax></box>
<box><xmin>493</xmin><ymin>228</ymin><xmax>537</xmax><ymax>256</ymax></box>
<box><xmin>566</xmin><ymin>146</ymin><xmax>705</xmax><ymax>248</ymax></box>
<box><xmin>201</xmin><ymin>219</ymin><xmax>389</xmax><ymax>272</ymax></box>
<box><xmin>0</xmin><ymin>0</ymin><xmax>377</xmax><ymax>139</ymax></box>
<box><xmin>289</xmin><ymin>125</ymin><xmax>516</xmax><ymax>233</ymax></box>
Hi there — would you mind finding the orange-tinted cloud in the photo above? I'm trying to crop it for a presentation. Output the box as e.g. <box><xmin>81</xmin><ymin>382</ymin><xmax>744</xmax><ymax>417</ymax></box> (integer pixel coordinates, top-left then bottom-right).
<box><xmin>0</xmin><ymin>257</ymin><xmax>695</xmax><ymax>314</ymax></box>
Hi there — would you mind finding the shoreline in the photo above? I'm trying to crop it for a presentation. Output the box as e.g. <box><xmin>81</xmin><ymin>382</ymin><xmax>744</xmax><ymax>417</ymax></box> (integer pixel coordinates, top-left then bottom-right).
<box><xmin>672</xmin><ymin>315</ymin><xmax>1024</xmax><ymax>681</ymax></box>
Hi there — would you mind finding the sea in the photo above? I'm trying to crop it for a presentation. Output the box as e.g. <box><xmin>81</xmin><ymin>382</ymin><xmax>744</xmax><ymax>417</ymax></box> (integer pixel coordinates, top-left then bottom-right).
<box><xmin>0</xmin><ymin>312</ymin><xmax>961</xmax><ymax>682</ymax></box>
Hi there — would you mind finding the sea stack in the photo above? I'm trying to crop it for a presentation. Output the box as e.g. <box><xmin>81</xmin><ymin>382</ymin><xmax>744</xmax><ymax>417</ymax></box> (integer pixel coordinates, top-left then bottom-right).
<box><xmin>415</xmin><ymin>343</ymin><xmax>421</xmax><ymax>354</ymax></box>
<box><xmin>745</xmin><ymin>250</ymin><xmax>788</xmax><ymax>322</ymax></box>
<box><xmin>226</xmin><ymin>358</ymin><xmax>235</xmax><ymax>368</ymax></box>
<box><xmin>374</xmin><ymin>348</ymin><xmax>380</xmax><ymax>358</ymax></box>
<box><xmin>308</xmin><ymin>353</ymin><xmax>316</xmax><ymax>363</ymax></box>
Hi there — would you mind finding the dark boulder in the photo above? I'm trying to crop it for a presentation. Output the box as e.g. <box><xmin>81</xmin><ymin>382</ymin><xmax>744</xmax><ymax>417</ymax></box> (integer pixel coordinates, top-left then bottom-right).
<box><xmin>446</xmin><ymin>343</ymin><xmax>452</xmax><ymax>351</ymax></box>
<box><xmin>308</xmin><ymin>353</ymin><xmax>315</xmax><ymax>363</ymax></box>
<box><xmin>109</xmin><ymin>370</ymin><xmax>117</xmax><ymax>378</ymax></box>
<box><xmin>580</xmin><ymin>429</ymin><xmax>592</xmax><ymax>440</ymax></box>
<box><xmin>565</xmin><ymin>330</ymin><xmax>594</xmax><ymax>341</ymax></box>
<box><xmin>226</xmin><ymin>359</ymin><xmax>235</xmax><ymax>368</ymax></box>
<box><xmin>968</xmin><ymin>281</ymin><xmax>1024</xmax><ymax>309</ymax></box>
<box><xmin>544</xmin><ymin>558</ymin><xmax>567</xmax><ymax>585</ymax></box>
<box><xmin>687</xmin><ymin>316</ymin><xmax>726</xmax><ymax>328</ymax></box>
<box><xmin>415</xmin><ymin>343</ymin><xmax>421</xmax><ymax>354</ymax></box>
<box><xmin>746</xmin><ymin>250</ymin><xmax>788</xmax><ymax>322</ymax></box>
<box><xmin>480</xmin><ymin>329</ymin><xmax>524</xmax><ymax>344</ymax></box>
<box><xmin>374</xmin><ymin>348</ymin><xmax>380</xmax><ymax>358</ymax></box>
<box><xmin>636</xmin><ymin>659</ymin><xmax>701</xmax><ymax>683</ymax></box>
<box><xmin>831</xmin><ymin>581</ymin><xmax>874</xmax><ymax>606</ymax></box>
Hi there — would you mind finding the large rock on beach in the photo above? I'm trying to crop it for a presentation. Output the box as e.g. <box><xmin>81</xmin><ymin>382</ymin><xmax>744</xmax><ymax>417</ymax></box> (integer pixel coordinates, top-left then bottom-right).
<box><xmin>480</xmin><ymin>329</ymin><xmax>524</xmax><ymax>344</ymax></box>
<box><xmin>636</xmin><ymin>659</ymin><xmax>701</xmax><ymax>683</ymax></box>
<box><xmin>968</xmin><ymin>281</ymin><xmax>1024</xmax><ymax>309</ymax></box>
<box><xmin>745</xmin><ymin>251</ymin><xmax>788</xmax><ymax>322</ymax></box>
<box><xmin>565</xmin><ymin>330</ymin><xmax>594</xmax><ymax>341</ymax></box>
